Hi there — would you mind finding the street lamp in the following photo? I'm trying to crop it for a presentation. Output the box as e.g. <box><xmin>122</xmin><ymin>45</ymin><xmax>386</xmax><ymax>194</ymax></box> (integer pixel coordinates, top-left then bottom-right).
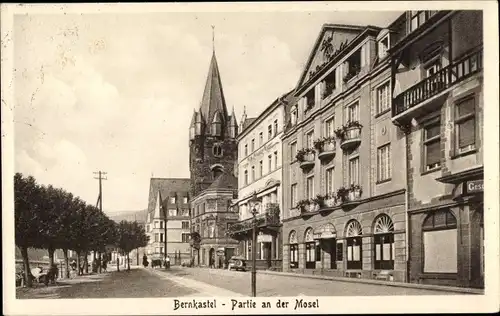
<box><xmin>249</xmin><ymin>192</ymin><xmax>261</xmax><ymax>297</ymax></box>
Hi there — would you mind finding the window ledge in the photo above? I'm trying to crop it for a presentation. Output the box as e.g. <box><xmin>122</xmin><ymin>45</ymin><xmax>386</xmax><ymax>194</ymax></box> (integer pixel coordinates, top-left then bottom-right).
<box><xmin>376</xmin><ymin>178</ymin><xmax>392</xmax><ymax>185</ymax></box>
<box><xmin>421</xmin><ymin>167</ymin><xmax>441</xmax><ymax>176</ymax></box>
<box><xmin>451</xmin><ymin>148</ymin><xmax>477</xmax><ymax>160</ymax></box>
<box><xmin>374</xmin><ymin>108</ymin><xmax>391</xmax><ymax>119</ymax></box>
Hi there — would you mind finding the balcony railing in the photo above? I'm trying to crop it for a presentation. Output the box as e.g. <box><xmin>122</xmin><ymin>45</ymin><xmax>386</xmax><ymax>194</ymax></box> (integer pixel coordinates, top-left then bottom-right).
<box><xmin>340</xmin><ymin>126</ymin><xmax>362</xmax><ymax>151</ymax></box>
<box><xmin>393</xmin><ymin>49</ymin><xmax>483</xmax><ymax>117</ymax></box>
<box><xmin>227</xmin><ymin>204</ymin><xmax>280</xmax><ymax>236</ymax></box>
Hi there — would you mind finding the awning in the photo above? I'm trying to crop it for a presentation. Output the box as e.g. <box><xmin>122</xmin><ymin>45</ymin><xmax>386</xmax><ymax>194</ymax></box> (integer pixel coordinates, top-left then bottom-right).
<box><xmin>313</xmin><ymin>223</ymin><xmax>337</xmax><ymax>240</ymax></box>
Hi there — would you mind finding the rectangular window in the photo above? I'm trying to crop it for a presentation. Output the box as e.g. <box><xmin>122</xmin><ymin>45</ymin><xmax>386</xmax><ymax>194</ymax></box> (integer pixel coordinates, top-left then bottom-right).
<box><xmin>160</xmin><ymin>233</ymin><xmax>164</xmax><ymax>242</ymax></box>
<box><xmin>315</xmin><ymin>244</ymin><xmax>321</xmax><ymax>262</ymax></box>
<box><xmin>170</xmin><ymin>197</ymin><xmax>176</xmax><ymax>204</ymax></box>
<box><xmin>274</xmin><ymin>151</ymin><xmax>278</xmax><ymax>169</ymax></box>
<box><xmin>377</xmin><ymin>82</ymin><xmax>390</xmax><ymax>114</ymax></box>
<box><xmin>325</xmin><ymin>117</ymin><xmax>335</xmax><ymax>138</ymax></box>
<box><xmin>259</xmin><ymin>160</ymin><xmax>263</xmax><ymax>177</ymax></box>
<box><xmin>410</xmin><ymin>10</ymin><xmax>429</xmax><ymax>32</ymax></box>
<box><xmin>305</xmin><ymin>89</ymin><xmax>315</xmax><ymax>110</ymax></box>
<box><xmin>273</xmin><ymin>119</ymin><xmax>278</xmax><ymax>136</ymax></box>
<box><xmin>346</xmin><ymin>237</ymin><xmax>362</xmax><ymax>269</ymax></box>
<box><xmin>322</xmin><ymin>69</ymin><xmax>336</xmax><ymax>99</ymax></box>
<box><xmin>374</xmin><ymin>234</ymin><xmax>394</xmax><ymax>269</ymax></box>
<box><xmin>182</xmin><ymin>221</ymin><xmax>190</xmax><ymax>229</ymax></box>
<box><xmin>377</xmin><ymin>144</ymin><xmax>391</xmax><ymax>182</ymax></box>
<box><xmin>305</xmin><ymin>242</ymin><xmax>316</xmax><ymax>269</ymax></box>
<box><xmin>306</xmin><ymin>130</ymin><xmax>314</xmax><ymax>148</ymax></box>
<box><xmin>244</xmin><ymin>144</ymin><xmax>248</xmax><ymax>156</ymax></box>
<box><xmin>168</xmin><ymin>209</ymin><xmax>177</xmax><ymax>217</ymax></box>
<box><xmin>251</xmin><ymin>166</ymin><xmax>255</xmax><ymax>182</ymax></box>
<box><xmin>154</xmin><ymin>233</ymin><xmax>159</xmax><ymax>242</ymax></box>
<box><xmin>268</xmin><ymin>155</ymin><xmax>272</xmax><ymax>173</ymax></box>
<box><xmin>347</xmin><ymin>102</ymin><xmax>360</xmax><ymax>123</ymax></box>
<box><xmin>251</xmin><ymin>139</ymin><xmax>255</xmax><ymax>152</ymax></box>
<box><xmin>423</xmin><ymin>120</ymin><xmax>441</xmax><ymax>171</ymax></box>
<box><xmin>181</xmin><ymin>233</ymin><xmax>190</xmax><ymax>243</ymax></box>
<box><xmin>259</xmin><ymin>132</ymin><xmax>263</xmax><ymax>145</ymax></box>
<box><xmin>159</xmin><ymin>221</ymin><xmax>164</xmax><ymax>229</ymax></box>
<box><xmin>423</xmin><ymin>229</ymin><xmax>458</xmax><ymax>273</ymax></box>
<box><xmin>306</xmin><ymin>176</ymin><xmax>315</xmax><ymax>200</ymax></box>
<box><xmin>244</xmin><ymin>170</ymin><xmax>248</xmax><ymax>185</ymax></box>
<box><xmin>291</xmin><ymin>183</ymin><xmax>298</xmax><ymax>207</ymax></box>
<box><xmin>183</xmin><ymin>197</ymin><xmax>188</xmax><ymax>204</ymax></box>
<box><xmin>268</xmin><ymin>125</ymin><xmax>272</xmax><ymax>139</ymax></box>
<box><xmin>290</xmin><ymin>141</ymin><xmax>297</xmax><ymax>161</ymax></box>
<box><xmin>378</xmin><ymin>36</ymin><xmax>389</xmax><ymax>59</ymax></box>
<box><xmin>455</xmin><ymin>96</ymin><xmax>476</xmax><ymax>153</ymax></box>
<box><xmin>326</xmin><ymin>167</ymin><xmax>335</xmax><ymax>194</ymax></box>
<box><xmin>349</xmin><ymin>157</ymin><xmax>360</xmax><ymax>185</ymax></box>
<box><xmin>290</xmin><ymin>244</ymin><xmax>298</xmax><ymax>268</ymax></box>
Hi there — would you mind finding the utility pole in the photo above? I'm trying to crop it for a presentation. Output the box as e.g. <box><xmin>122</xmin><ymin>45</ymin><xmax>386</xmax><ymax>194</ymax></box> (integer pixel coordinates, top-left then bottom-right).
<box><xmin>94</xmin><ymin>171</ymin><xmax>107</xmax><ymax>274</ymax></box>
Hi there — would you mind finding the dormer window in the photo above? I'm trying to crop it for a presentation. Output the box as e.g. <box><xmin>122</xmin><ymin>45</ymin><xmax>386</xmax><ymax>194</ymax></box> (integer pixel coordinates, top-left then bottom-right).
<box><xmin>211</xmin><ymin>112</ymin><xmax>222</xmax><ymax>136</ymax></box>
<box><xmin>378</xmin><ymin>35</ymin><xmax>389</xmax><ymax>59</ymax></box>
<box><xmin>344</xmin><ymin>49</ymin><xmax>361</xmax><ymax>83</ymax></box>
<box><xmin>305</xmin><ymin>89</ymin><xmax>315</xmax><ymax>112</ymax></box>
<box><xmin>322</xmin><ymin>69</ymin><xmax>336</xmax><ymax>99</ymax></box>
<box><xmin>290</xmin><ymin>105</ymin><xmax>298</xmax><ymax>126</ymax></box>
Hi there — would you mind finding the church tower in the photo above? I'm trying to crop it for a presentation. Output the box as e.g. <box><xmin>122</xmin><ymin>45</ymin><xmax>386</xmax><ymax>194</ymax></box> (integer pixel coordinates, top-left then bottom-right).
<box><xmin>189</xmin><ymin>49</ymin><xmax>238</xmax><ymax>197</ymax></box>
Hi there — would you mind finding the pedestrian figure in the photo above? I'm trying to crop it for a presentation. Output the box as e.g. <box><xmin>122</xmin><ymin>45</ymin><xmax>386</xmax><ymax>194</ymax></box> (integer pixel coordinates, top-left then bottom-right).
<box><xmin>102</xmin><ymin>258</ymin><xmax>108</xmax><ymax>272</ymax></box>
<box><xmin>142</xmin><ymin>254</ymin><xmax>149</xmax><ymax>268</ymax></box>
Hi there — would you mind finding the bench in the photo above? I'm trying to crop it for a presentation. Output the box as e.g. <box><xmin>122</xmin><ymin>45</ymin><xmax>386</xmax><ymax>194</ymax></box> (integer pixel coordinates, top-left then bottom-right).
<box><xmin>374</xmin><ymin>270</ymin><xmax>393</xmax><ymax>281</ymax></box>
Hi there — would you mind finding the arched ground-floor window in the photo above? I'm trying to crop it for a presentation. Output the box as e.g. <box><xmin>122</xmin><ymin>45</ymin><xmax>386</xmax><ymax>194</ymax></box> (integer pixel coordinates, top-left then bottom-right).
<box><xmin>289</xmin><ymin>230</ymin><xmax>298</xmax><ymax>269</ymax></box>
<box><xmin>422</xmin><ymin>209</ymin><xmax>458</xmax><ymax>273</ymax></box>
<box><xmin>374</xmin><ymin>214</ymin><xmax>395</xmax><ymax>270</ymax></box>
<box><xmin>346</xmin><ymin>220</ymin><xmax>363</xmax><ymax>270</ymax></box>
<box><xmin>304</xmin><ymin>228</ymin><xmax>316</xmax><ymax>269</ymax></box>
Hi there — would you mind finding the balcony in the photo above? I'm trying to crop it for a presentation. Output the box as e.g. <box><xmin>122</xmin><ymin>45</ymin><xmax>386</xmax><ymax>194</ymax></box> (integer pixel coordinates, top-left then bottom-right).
<box><xmin>392</xmin><ymin>49</ymin><xmax>483</xmax><ymax>123</ymax></box>
<box><xmin>227</xmin><ymin>204</ymin><xmax>280</xmax><ymax>238</ymax></box>
<box><xmin>339</xmin><ymin>125</ymin><xmax>362</xmax><ymax>151</ymax></box>
<box><xmin>314</xmin><ymin>137</ymin><xmax>336</xmax><ymax>162</ymax></box>
<box><xmin>296</xmin><ymin>149</ymin><xmax>316</xmax><ymax>170</ymax></box>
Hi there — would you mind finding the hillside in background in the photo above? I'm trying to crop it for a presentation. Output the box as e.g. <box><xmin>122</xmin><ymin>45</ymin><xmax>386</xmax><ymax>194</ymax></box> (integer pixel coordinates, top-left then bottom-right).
<box><xmin>106</xmin><ymin>209</ymin><xmax>148</xmax><ymax>224</ymax></box>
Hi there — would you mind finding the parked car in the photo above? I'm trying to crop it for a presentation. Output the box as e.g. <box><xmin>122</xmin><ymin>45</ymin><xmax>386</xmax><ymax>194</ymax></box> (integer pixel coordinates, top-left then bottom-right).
<box><xmin>228</xmin><ymin>256</ymin><xmax>246</xmax><ymax>272</ymax></box>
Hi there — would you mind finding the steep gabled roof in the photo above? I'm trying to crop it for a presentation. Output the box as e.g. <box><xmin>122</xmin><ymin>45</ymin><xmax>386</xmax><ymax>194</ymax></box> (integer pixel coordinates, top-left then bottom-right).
<box><xmin>296</xmin><ymin>24</ymin><xmax>367</xmax><ymax>88</ymax></box>
<box><xmin>199</xmin><ymin>51</ymin><xmax>228</xmax><ymax>124</ymax></box>
<box><xmin>147</xmin><ymin>178</ymin><xmax>190</xmax><ymax>217</ymax></box>
<box><xmin>206</xmin><ymin>172</ymin><xmax>238</xmax><ymax>191</ymax></box>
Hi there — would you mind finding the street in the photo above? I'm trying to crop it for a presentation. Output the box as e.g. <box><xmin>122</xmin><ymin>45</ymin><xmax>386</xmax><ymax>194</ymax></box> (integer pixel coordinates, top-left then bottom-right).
<box><xmin>17</xmin><ymin>266</ymin><xmax>467</xmax><ymax>299</ymax></box>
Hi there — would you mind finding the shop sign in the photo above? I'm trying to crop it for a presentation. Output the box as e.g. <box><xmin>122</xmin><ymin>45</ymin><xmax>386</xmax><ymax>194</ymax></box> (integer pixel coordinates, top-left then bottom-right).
<box><xmin>216</xmin><ymin>248</ymin><xmax>225</xmax><ymax>256</ymax></box>
<box><xmin>313</xmin><ymin>231</ymin><xmax>337</xmax><ymax>240</ymax></box>
<box><xmin>466</xmin><ymin>180</ymin><xmax>484</xmax><ymax>194</ymax></box>
<box><xmin>257</xmin><ymin>234</ymin><xmax>272</xmax><ymax>243</ymax></box>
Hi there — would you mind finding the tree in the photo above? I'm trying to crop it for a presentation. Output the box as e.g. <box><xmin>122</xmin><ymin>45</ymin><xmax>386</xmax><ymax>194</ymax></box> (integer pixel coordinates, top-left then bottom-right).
<box><xmin>14</xmin><ymin>173</ymin><xmax>44</xmax><ymax>287</ymax></box>
<box><xmin>116</xmin><ymin>220</ymin><xmax>149</xmax><ymax>271</ymax></box>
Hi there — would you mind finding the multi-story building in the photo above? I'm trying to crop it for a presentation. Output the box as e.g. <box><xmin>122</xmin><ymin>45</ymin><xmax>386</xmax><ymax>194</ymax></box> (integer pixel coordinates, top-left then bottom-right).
<box><xmin>389</xmin><ymin>10</ymin><xmax>484</xmax><ymax>288</ymax></box>
<box><xmin>188</xmin><ymin>50</ymin><xmax>240</xmax><ymax>268</ymax></box>
<box><xmin>145</xmin><ymin>178</ymin><xmax>191</xmax><ymax>264</ymax></box>
<box><xmin>281</xmin><ymin>23</ymin><xmax>408</xmax><ymax>281</ymax></box>
<box><xmin>227</xmin><ymin>92</ymin><xmax>294</xmax><ymax>271</ymax></box>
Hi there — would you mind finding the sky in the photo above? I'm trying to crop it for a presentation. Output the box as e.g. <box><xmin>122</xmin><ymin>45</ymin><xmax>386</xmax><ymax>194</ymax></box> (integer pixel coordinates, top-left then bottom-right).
<box><xmin>13</xmin><ymin>9</ymin><xmax>402</xmax><ymax>212</ymax></box>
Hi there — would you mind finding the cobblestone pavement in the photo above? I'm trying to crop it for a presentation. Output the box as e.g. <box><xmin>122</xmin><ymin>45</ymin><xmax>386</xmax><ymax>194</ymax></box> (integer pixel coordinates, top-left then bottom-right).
<box><xmin>165</xmin><ymin>267</ymin><xmax>464</xmax><ymax>297</ymax></box>
<box><xmin>16</xmin><ymin>267</ymin><xmax>197</xmax><ymax>299</ymax></box>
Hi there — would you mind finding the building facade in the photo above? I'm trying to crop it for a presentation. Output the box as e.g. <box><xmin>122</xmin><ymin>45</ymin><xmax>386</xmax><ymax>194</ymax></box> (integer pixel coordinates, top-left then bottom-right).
<box><xmin>281</xmin><ymin>23</ymin><xmax>408</xmax><ymax>281</ymax></box>
<box><xmin>145</xmin><ymin>178</ymin><xmax>191</xmax><ymax>264</ymax></box>
<box><xmin>190</xmin><ymin>173</ymin><xmax>239</xmax><ymax>268</ymax></box>
<box><xmin>389</xmin><ymin>10</ymin><xmax>484</xmax><ymax>288</ymax></box>
<box><xmin>188</xmin><ymin>50</ymin><xmax>240</xmax><ymax>267</ymax></box>
<box><xmin>227</xmin><ymin>93</ymin><xmax>293</xmax><ymax>271</ymax></box>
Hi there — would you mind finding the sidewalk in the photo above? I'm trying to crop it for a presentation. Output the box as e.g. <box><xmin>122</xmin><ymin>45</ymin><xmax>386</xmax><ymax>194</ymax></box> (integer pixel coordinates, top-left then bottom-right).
<box><xmin>143</xmin><ymin>267</ymin><xmax>243</xmax><ymax>297</ymax></box>
<box><xmin>183</xmin><ymin>266</ymin><xmax>484</xmax><ymax>295</ymax></box>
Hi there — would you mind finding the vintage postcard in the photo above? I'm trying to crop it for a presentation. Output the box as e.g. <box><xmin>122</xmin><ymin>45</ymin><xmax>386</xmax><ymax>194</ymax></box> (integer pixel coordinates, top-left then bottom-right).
<box><xmin>1</xmin><ymin>1</ymin><xmax>499</xmax><ymax>315</ymax></box>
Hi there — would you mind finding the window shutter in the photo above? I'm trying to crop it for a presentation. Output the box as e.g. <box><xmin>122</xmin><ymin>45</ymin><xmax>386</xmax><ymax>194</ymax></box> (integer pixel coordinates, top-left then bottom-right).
<box><xmin>459</xmin><ymin>118</ymin><xmax>475</xmax><ymax>147</ymax></box>
<box><xmin>426</xmin><ymin>141</ymin><xmax>441</xmax><ymax>165</ymax></box>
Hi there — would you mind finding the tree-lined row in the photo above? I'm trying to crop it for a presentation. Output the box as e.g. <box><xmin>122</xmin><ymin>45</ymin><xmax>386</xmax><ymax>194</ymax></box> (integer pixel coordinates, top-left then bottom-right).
<box><xmin>14</xmin><ymin>173</ymin><xmax>148</xmax><ymax>287</ymax></box>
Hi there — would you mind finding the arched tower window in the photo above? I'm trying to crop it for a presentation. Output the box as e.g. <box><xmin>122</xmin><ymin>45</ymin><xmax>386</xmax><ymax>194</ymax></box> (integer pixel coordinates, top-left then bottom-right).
<box><xmin>373</xmin><ymin>214</ymin><xmax>395</xmax><ymax>270</ymax></box>
<box><xmin>211</xmin><ymin>112</ymin><xmax>222</xmax><ymax>136</ymax></box>
<box><xmin>422</xmin><ymin>209</ymin><xmax>457</xmax><ymax>273</ymax></box>
<box><xmin>345</xmin><ymin>220</ymin><xmax>363</xmax><ymax>269</ymax></box>
<box><xmin>211</xmin><ymin>165</ymin><xmax>223</xmax><ymax>180</ymax></box>
<box><xmin>289</xmin><ymin>230</ymin><xmax>298</xmax><ymax>269</ymax></box>
<box><xmin>212</xmin><ymin>144</ymin><xmax>223</xmax><ymax>157</ymax></box>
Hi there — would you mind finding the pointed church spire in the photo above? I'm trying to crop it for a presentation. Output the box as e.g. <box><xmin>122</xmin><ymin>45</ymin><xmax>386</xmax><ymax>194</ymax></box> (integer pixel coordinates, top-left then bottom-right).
<box><xmin>198</xmin><ymin>43</ymin><xmax>228</xmax><ymax>126</ymax></box>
